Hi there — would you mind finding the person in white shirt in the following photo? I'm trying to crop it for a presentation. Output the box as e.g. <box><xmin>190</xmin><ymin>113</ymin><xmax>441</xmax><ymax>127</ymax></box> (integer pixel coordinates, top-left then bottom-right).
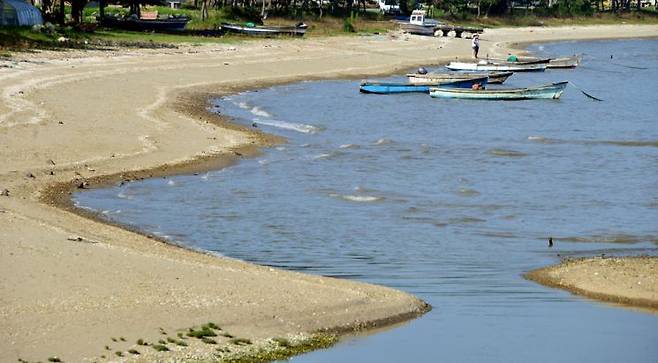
<box><xmin>472</xmin><ymin>33</ymin><xmax>480</xmax><ymax>59</ymax></box>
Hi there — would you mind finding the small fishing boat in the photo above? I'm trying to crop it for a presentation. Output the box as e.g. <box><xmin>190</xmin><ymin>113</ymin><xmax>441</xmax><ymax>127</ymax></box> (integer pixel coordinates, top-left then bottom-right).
<box><xmin>447</xmin><ymin>61</ymin><xmax>547</xmax><ymax>72</ymax></box>
<box><xmin>406</xmin><ymin>71</ymin><xmax>513</xmax><ymax>85</ymax></box>
<box><xmin>399</xmin><ymin>10</ymin><xmax>439</xmax><ymax>36</ymax></box>
<box><xmin>221</xmin><ymin>22</ymin><xmax>308</xmax><ymax>37</ymax></box>
<box><xmin>360</xmin><ymin>77</ymin><xmax>488</xmax><ymax>94</ymax></box>
<box><xmin>546</xmin><ymin>55</ymin><xmax>582</xmax><ymax>69</ymax></box>
<box><xmin>429</xmin><ymin>81</ymin><xmax>568</xmax><ymax>100</ymax></box>
<box><xmin>101</xmin><ymin>14</ymin><xmax>190</xmax><ymax>32</ymax></box>
<box><xmin>488</xmin><ymin>55</ymin><xmax>581</xmax><ymax>69</ymax></box>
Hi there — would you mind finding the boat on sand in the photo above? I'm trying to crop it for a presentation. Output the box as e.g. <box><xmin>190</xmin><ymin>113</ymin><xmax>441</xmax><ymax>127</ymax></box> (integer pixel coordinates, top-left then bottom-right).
<box><xmin>221</xmin><ymin>22</ymin><xmax>308</xmax><ymax>37</ymax></box>
<box><xmin>429</xmin><ymin>81</ymin><xmax>568</xmax><ymax>100</ymax></box>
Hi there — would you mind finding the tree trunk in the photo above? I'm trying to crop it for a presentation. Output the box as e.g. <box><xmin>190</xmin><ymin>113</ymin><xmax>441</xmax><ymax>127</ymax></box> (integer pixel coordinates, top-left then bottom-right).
<box><xmin>201</xmin><ymin>0</ymin><xmax>209</xmax><ymax>20</ymax></box>
<box><xmin>59</xmin><ymin>0</ymin><xmax>65</xmax><ymax>25</ymax></box>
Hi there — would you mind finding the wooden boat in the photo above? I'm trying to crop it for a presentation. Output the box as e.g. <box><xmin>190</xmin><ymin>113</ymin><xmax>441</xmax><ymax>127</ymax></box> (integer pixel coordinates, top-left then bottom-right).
<box><xmin>406</xmin><ymin>71</ymin><xmax>513</xmax><ymax>85</ymax></box>
<box><xmin>447</xmin><ymin>61</ymin><xmax>546</xmax><ymax>72</ymax></box>
<box><xmin>429</xmin><ymin>81</ymin><xmax>568</xmax><ymax>100</ymax></box>
<box><xmin>489</xmin><ymin>55</ymin><xmax>581</xmax><ymax>69</ymax></box>
<box><xmin>221</xmin><ymin>22</ymin><xmax>308</xmax><ymax>37</ymax></box>
<box><xmin>546</xmin><ymin>55</ymin><xmax>582</xmax><ymax>69</ymax></box>
<box><xmin>101</xmin><ymin>15</ymin><xmax>190</xmax><ymax>32</ymax></box>
<box><xmin>360</xmin><ymin>77</ymin><xmax>488</xmax><ymax>94</ymax></box>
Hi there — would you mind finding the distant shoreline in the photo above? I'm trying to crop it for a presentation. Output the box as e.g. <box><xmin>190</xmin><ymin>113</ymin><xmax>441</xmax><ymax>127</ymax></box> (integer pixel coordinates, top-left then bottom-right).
<box><xmin>2</xmin><ymin>25</ymin><xmax>658</xmax><ymax>362</ymax></box>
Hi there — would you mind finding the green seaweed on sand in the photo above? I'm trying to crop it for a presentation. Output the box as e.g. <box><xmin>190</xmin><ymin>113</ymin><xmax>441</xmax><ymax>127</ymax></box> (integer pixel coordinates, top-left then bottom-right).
<box><xmin>272</xmin><ymin>337</ymin><xmax>291</xmax><ymax>347</ymax></box>
<box><xmin>152</xmin><ymin>344</ymin><xmax>169</xmax><ymax>352</ymax></box>
<box><xmin>222</xmin><ymin>334</ymin><xmax>338</xmax><ymax>363</ymax></box>
<box><xmin>201</xmin><ymin>337</ymin><xmax>218</xmax><ymax>344</ymax></box>
<box><xmin>187</xmin><ymin>326</ymin><xmax>217</xmax><ymax>338</ymax></box>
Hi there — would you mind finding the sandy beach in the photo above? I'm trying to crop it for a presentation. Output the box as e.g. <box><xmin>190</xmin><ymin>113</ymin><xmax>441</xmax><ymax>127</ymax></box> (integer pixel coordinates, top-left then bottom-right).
<box><xmin>2</xmin><ymin>24</ymin><xmax>658</xmax><ymax>362</ymax></box>
<box><xmin>526</xmin><ymin>257</ymin><xmax>658</xmax><ymax>311</ymax></box>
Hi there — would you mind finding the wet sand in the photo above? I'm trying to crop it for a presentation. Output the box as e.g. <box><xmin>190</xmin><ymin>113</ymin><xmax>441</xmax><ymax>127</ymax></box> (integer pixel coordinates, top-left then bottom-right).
<box><xmin>2</xmin><ymin>25</ymin><xmax>658</xmax><ymax>362</ymax></box>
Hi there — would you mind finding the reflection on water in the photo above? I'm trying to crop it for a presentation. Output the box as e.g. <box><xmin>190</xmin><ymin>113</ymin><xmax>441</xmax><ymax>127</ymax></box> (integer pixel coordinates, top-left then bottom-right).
<box><xmin>75</xmin><ymin>39</ymin><xmax>658</xmax><ymax>362</ymax></box>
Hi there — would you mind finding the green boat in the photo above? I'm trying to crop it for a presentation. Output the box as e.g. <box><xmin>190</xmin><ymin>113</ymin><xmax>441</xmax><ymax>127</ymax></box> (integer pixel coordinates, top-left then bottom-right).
<box><xmin>429</xmin><ymin>81</ymin><xmax>568</xmax><ymax>100</ymax></box>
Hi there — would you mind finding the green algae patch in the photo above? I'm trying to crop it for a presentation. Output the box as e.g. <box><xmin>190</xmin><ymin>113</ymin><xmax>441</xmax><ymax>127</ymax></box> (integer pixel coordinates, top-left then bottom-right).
<box><xmin>219</xmin><ymin>333</ymin><xmax>338</xmax><ymax>363</ymax></box>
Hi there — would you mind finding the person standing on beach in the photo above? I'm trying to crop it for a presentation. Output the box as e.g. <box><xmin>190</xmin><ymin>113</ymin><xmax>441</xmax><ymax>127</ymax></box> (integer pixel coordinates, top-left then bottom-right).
<box><xmin>472</xmin><ymin>33</ymin><xmax>480</xmax><ymax>59</ymax></box>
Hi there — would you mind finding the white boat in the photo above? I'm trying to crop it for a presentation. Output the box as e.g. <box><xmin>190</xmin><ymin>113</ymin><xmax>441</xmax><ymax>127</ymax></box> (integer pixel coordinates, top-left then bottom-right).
<box><xmin>447</xmin><ymin>61</ymin><xmax>547</xmax><ymax>72</ymax></box>
<box><xmin>399</xmin><ymin>10</ymin><xmax>439</xmax><ymax>36</ymax></box>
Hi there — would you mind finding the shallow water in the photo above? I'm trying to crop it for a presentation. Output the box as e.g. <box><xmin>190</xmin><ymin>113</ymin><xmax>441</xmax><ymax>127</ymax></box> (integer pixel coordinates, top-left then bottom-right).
<box><xmin>76</xmin><ymin>39</ymin><xmax>658</xmax><ymax>362</ymax></box>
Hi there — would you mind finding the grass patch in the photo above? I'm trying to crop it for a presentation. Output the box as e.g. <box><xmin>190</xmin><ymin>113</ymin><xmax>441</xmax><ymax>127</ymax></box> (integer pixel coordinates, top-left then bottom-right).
<box><xmin>158</xmin><ymin>339</ymin><xmax>167</xmax><ymax>345</ymax></box>
<box><xmin>272</xmin><ymin>337</ymin><xmax>291</xmax><ymax>347</ymax></box>
<box><xmin>152</xmin><ymin>344</ymin><xmax>170</xmax><ymax>352</ymax></box>
<box><xmin>222</xmin><ymin>333</ymin><xmax>338</xmax><ymax>363</ymax></box>
<box><xmin>119</xmin><ymin>336</ymin><xmax>126</xmax><ymax>341</ymax></box>
<box><xmin>47</xmin><ymin>358</ymin><xmax>62</xmax><ymax>363</ymax></box>
<box><xmin>137</xmin><ymin>338</ymin><xmax>146</xmax><ymax>345</ymax></box>
<box><xmin>187</xmin><ymin>326</ymin><xmax>217</xmax><ymax>338</ymax></box>
<box><xmin>204</xmin><ymin>322</ymin><xmax>221</xmax><ymax>330</ymax></box>
<box><xmin>115</xmin><ymin>351</ymin><xmax>123</xmax><ymax>357</ymax></box>
<box><xmin>221</xmin><ymin>332</ymin><xmax>235</xmax><ymax>338</ymax></box>
<box><xmin>175</xmin><ymin>339</ymin><xmax>189</xmax><ymax>347</ymax></box>
<box><xmin>128</xmin><ymin>349</ymin><xmax>140</xmax><ymax>355</ymax></box>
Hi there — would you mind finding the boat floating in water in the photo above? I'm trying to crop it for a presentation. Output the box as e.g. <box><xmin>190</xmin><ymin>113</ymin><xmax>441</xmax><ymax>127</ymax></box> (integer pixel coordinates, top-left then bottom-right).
<box><xmin>221</xmin><ymin>22</ymin><xmax>308</xmax><ymax>37</ymax></box>
<box><xmin>429</xmin><ymin>81</ymin><xmax>568</xmax><ymax>100</ymax></box>
<box><xmin>406</xmin><ymin>71</ymin><xmax>513</xmax><ymax>85</ymax></box>
<box><xmin>487</xmin><ymin>55</ymin><xmax>582</xmax><ymax>69</ymax></box>
<box><xmin>360</xmin><ymin>77</ymin><xmax>488</xmax><ymax>94</ymax></box>
<box><xmin>447</xmin><ymin>61</ymin><xmax>547</xmax><ymax>72</ymax></box>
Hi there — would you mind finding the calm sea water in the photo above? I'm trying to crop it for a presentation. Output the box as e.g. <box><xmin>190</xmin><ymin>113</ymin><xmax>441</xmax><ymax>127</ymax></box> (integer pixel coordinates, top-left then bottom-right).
<box><xmin>76</xmin><ymin>39</ymin><xmax>658</xmax><ymax>362</ymax></box>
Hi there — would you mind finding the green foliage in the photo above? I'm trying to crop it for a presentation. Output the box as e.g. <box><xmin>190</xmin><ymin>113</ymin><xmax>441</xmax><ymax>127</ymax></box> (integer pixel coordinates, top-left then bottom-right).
<box><xmin>187</xmin><ymin>326</ymin><xmax>217</xmax><ymax>338</ymax></box>
<box><xmin>128</xmin><ymin>349</ymin><xmax>141</xmax><ymax>355</ymax></box>
<box><xmin>152</xmin><ymin>344</ymin><xmax>170</xmax><ymax>352</ymax></box>
<box><xmin>343</xmin><ymin>11</ymin><xmax>358</xmax><ymax>32</ymax></box>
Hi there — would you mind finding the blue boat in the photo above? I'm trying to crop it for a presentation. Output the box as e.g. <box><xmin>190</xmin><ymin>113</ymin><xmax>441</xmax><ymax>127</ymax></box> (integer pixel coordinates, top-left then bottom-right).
<box><xmin>359</xmin><ymin>77</ymin><xmax>488</xmax><ymax>94</ymax></box>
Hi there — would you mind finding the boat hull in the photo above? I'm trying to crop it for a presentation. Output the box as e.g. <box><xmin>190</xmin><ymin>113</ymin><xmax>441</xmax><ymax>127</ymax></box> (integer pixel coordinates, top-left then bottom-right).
<box><xmin>221</xmin><ymin>23</ymin><xmax>307</xmax><ymax>37</ymax></box>
<box><xmin>429</xmin><ymin>81</ymin><xmax>568</xmax><ymax>100</ymax></box>
<box><xmin>400</xmin><ymin>23</ymin><xmax>436</xmax><ymax>36</ymax></box>
<box><xmin>361</xmin><ymin>77</ymin><xmax>488</xmax><ymax>94</ymax></box>
<box><xmin>101</xmin><ymin>16</ymin><xmax>189</xmax><ymax>32</ymax></box>
<box><xmin>547</xmin><ymin>55</ymin><xmax>582</xmax><ymax>69</ymax></box>
<box><xmin>447</xmin><ymin>61</ymin><xmax>546</xmax><ymax>72</ymax></box>
<box><xmin>407</xmin><ymin>71</ymin><xmax>513</xmax><ymax>85</ymax></box>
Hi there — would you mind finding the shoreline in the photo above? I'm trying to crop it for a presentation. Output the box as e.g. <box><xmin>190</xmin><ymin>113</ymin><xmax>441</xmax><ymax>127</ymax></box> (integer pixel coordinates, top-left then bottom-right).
<box><xmin>2</xmin><ymin>25</ymin><xmax>658</xmax><ymax>362</ymax></box>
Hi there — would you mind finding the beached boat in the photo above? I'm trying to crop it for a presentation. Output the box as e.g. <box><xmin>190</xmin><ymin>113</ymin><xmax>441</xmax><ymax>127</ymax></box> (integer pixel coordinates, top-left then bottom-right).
<box><xmin>360</xmin><ymin>77</ymin><xmax>488</xmax><ymax>94</ymax></box>
<box><xmin>398</xmin><ymin>10</ymin><xmax>439</xmax><ymax>36</ymax></box>
<box><xmin>429</xmin><ymin>81</ymin><xmax>568</xmax><ymax>100</ymax></box>
<box><xmin>406</xmin><ymin>71</ymin><xmax>513</xmax><ymax>85</ymax></box>
<box><xmin>101</xmin><ymin>15</ymin><xmax>190</xmax><ymax>32</ymax></box>
<box><xmin>447</xmin><ymin>61</ymin><xmax>546</xmax><ymax>72</ymax></box>
<box><xmin>220</xmin><ymin>22</ymin><xmax>308</xmax><ymax>37</ymax></box>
